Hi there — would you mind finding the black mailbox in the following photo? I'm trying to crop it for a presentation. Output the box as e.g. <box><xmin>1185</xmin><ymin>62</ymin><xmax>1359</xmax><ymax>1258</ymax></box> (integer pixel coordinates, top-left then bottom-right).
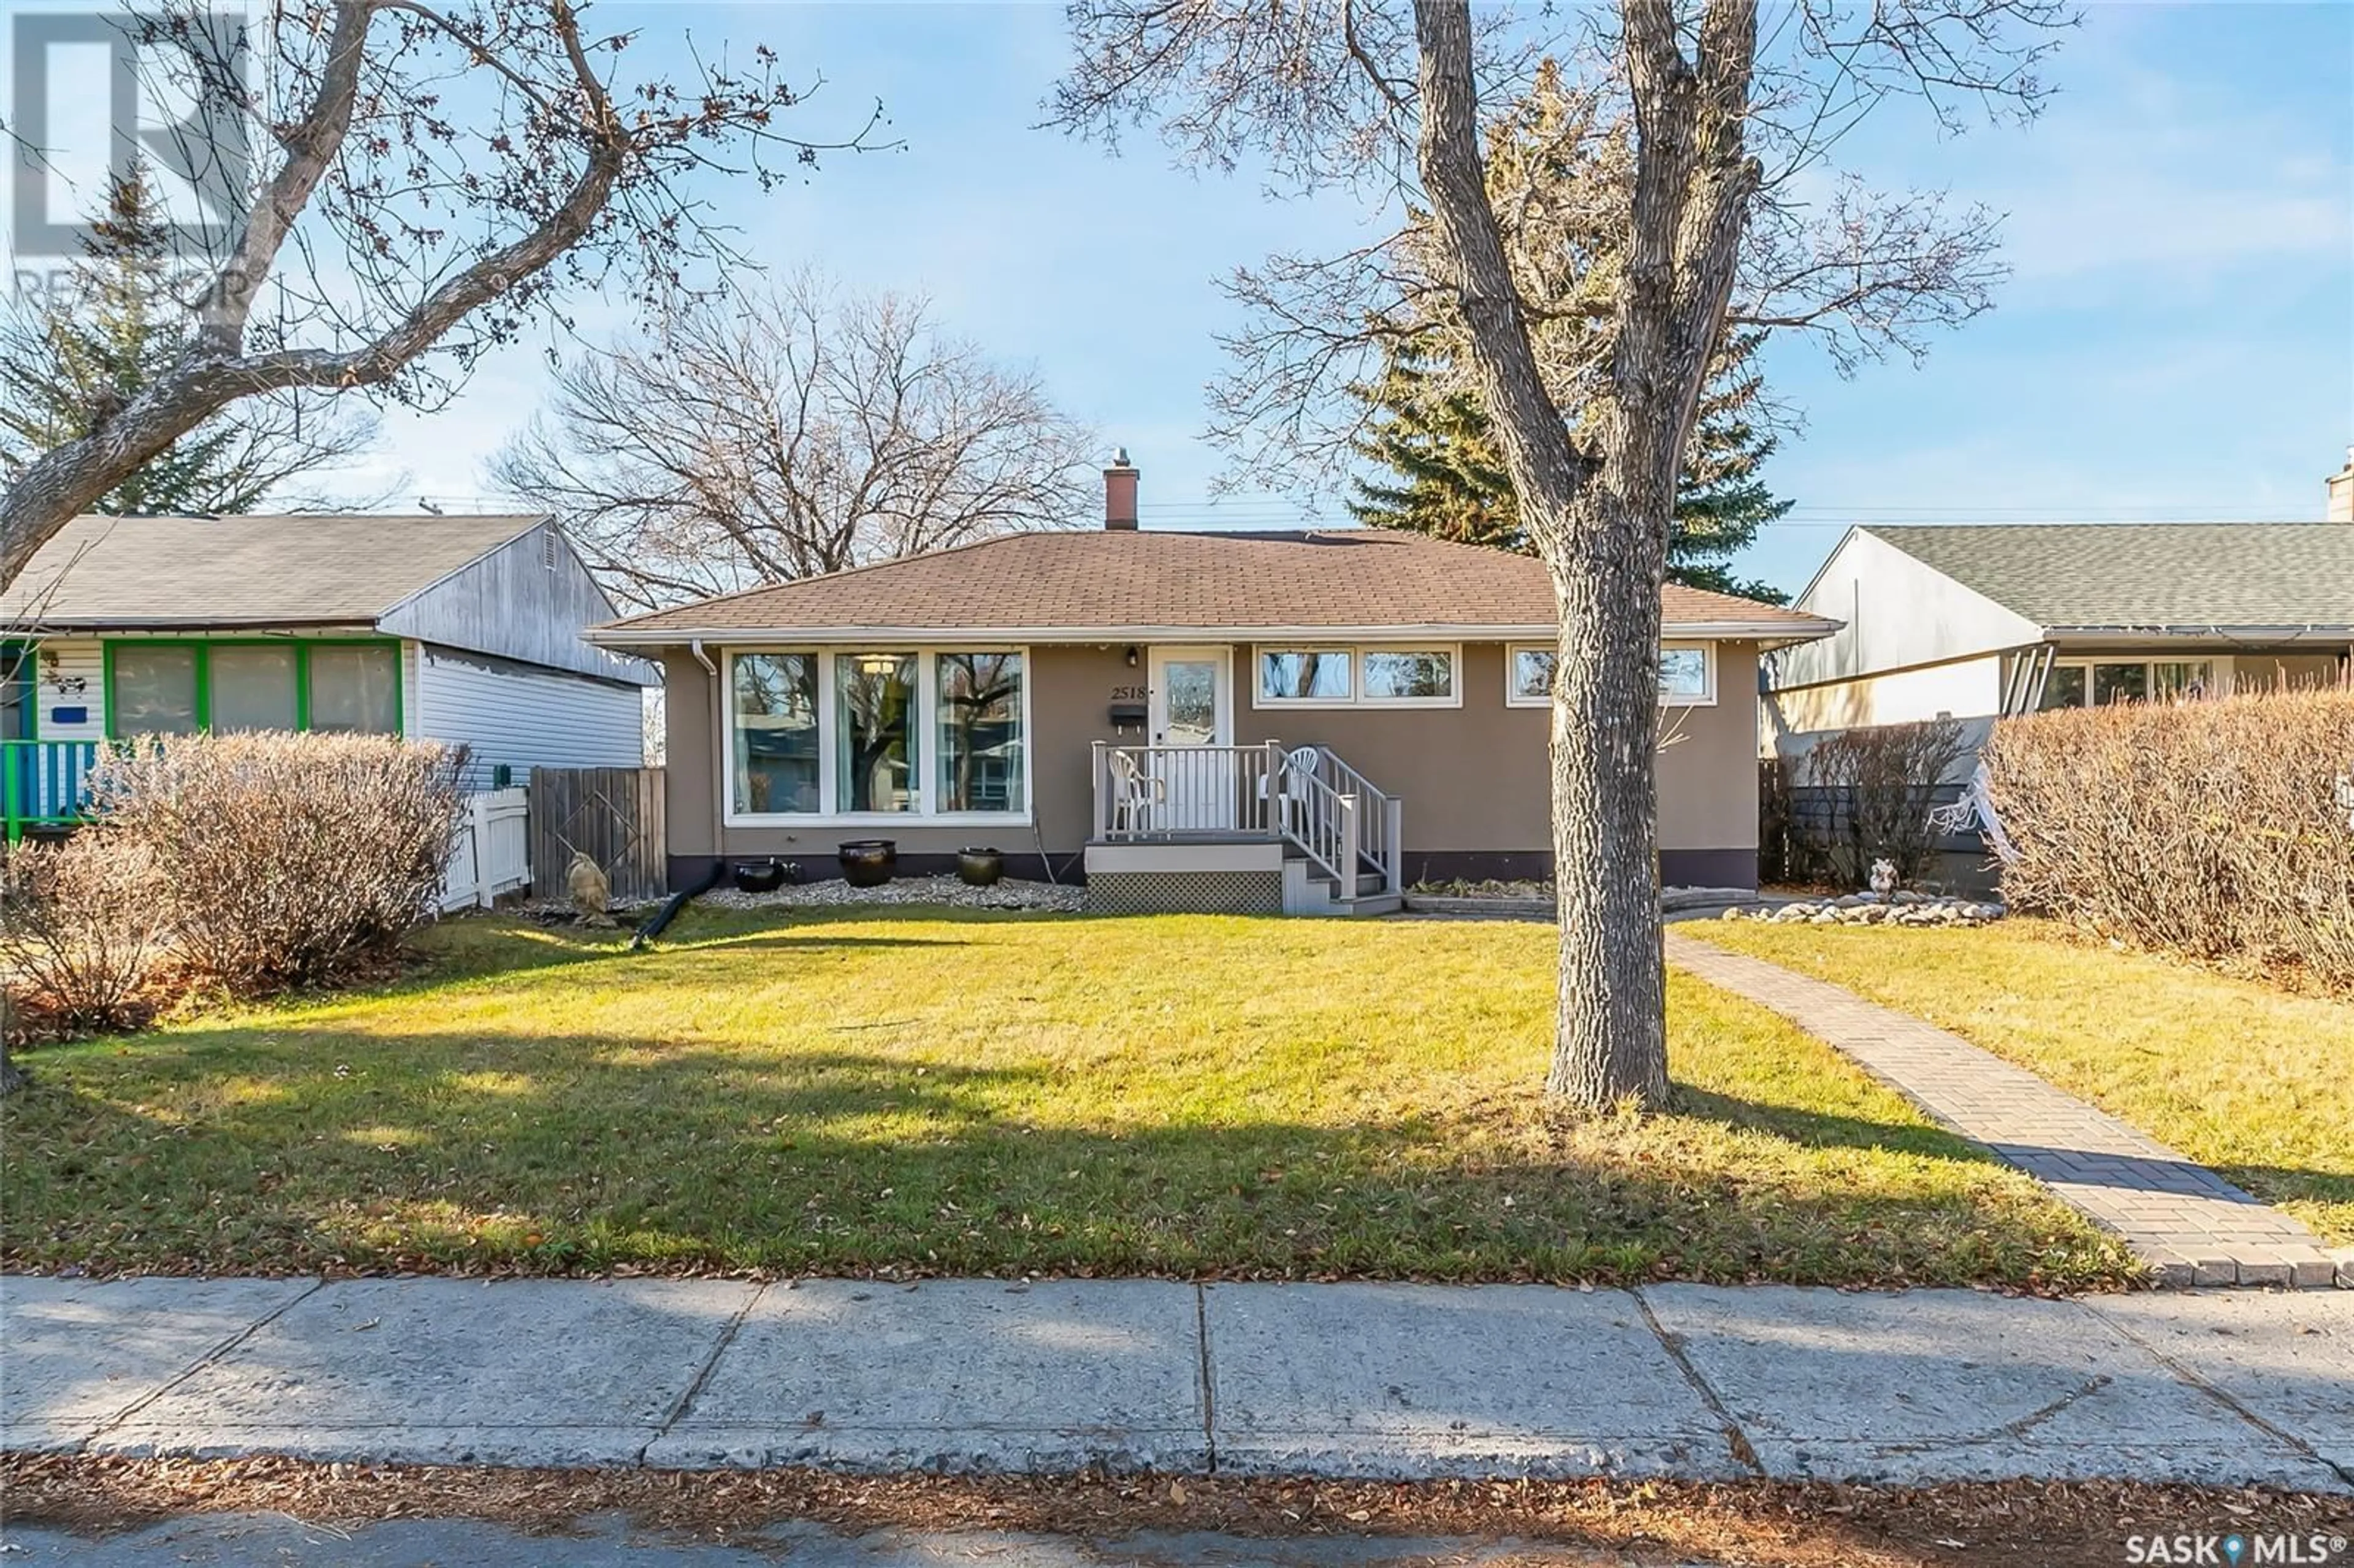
<box><xmin>1108</xmin><ymin>701</ymin><xmax>1148</xmax><ymax>731</ymax></box>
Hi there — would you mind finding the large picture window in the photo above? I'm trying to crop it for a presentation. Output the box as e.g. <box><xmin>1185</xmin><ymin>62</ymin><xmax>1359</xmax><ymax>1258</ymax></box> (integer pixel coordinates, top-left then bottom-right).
<box><xmin>1254</xmin><ymin>645</ymin><xmax>1458</xmax><ymax>708</ymax></box>
<box><xmin>725</xmin><ymin>648</ymin><xmax>1029</xmax><ymax>822</ymax></box>
<box><xmin>937</xmin><ymin>652</ymin><xmax>1024</xmax><ymax>813</ymax></box>
<box><xmin>836</xmin><ymin>653</ymin><xmax>918</xmax><ymax>813</ymax></box>
<box><xmin>1506</xmin><ymin>641</ymin><xmax>1716</xmax><ymax>707</ymax></box>
<box><xmin>107</xmin><ymin>640</ymin><xmax>401</xmax><ymax>738</ymax></box>
<box><xmin>731</xmin><ymin>652</ymin><xmax>820</xmax><ymax>814</ymax></box>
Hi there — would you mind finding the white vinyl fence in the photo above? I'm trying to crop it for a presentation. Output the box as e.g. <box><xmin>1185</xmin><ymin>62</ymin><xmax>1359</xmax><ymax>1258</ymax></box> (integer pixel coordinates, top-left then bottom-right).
<box><xmin>439</xmin><ymin>786</ymin><xmax>531</xmax><ymax>911</ymax></box>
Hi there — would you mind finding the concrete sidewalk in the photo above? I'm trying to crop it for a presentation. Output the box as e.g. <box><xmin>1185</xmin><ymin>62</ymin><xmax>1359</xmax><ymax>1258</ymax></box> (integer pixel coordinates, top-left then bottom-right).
<box><xmin>4</xmin><ymin>1274</ymin><xmax>2349</xmax><ymax>1492</ymax></box>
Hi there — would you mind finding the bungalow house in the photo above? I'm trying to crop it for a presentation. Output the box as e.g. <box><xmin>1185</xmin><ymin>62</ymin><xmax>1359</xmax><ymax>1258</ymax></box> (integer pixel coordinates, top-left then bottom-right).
<box><xmin>584</xmin><ymin>457</ymin><xmax>1837</xmax><ymax>915</ymax></box>
<box><xmin>1765</xmin><ymin>519</ymin><xmax>2353</xmax><ymax>753</ymax></box>
<box><xmin>0</xmin><ymin>512</ymin><xmax>653</xmax><ymax>838</ymax></box>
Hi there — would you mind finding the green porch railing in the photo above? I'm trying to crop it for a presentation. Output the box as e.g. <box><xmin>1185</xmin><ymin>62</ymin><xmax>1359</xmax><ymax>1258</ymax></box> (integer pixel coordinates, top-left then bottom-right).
<box><xmin>2</xmin><ymin>739</ymin><xmax>103</xmax><ymax>842</ymax></box>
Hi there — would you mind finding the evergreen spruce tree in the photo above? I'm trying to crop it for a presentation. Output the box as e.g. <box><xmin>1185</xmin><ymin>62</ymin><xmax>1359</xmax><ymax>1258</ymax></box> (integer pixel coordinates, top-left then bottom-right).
<box><xmin>1350</xmin><ymin>333</ymin><xmax>1791</xmax><ymax>605</ymax></box>
<box><xmin>0</xmin><ymin>167</ymin><xmax>373</xmax><ymax>516</ymax></box>
<box><xmin>1349</xmin><ymin>61</ymin><xmax>1791</xmax><ymax>603</ymax></box>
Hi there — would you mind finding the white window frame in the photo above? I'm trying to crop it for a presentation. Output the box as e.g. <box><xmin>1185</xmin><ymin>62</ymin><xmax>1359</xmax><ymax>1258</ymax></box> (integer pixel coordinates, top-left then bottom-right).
<box><xmin>721</xmin><ymin>646</ymin><xmax>1034</xmax><ymax>828</ymax></box>
<box><xmin>1250</xmin><ymin>642</ymin><xmax>1462</xmax><ymax>710</ymax></box>
<box><xmin>1504</xmin><ymin>640</ymin><xmax>1718</xmax><ymax>707</ymax></box>
<box><xmin>2041</xmin><ymin>655</ymin><xmax>2230</xmax><ymax>709</ymax></box>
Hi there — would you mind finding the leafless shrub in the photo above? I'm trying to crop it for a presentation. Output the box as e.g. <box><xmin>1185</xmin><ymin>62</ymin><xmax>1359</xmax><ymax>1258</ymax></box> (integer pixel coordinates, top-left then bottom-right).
<box><xmin>1758</xmin><ymin>755</ymin><xmax>1828</xmax><ymax>887</ymax></box>
<box><xmin>86</xmin><ymin>734</ymin><xmax>468</xmax><ymax>995</ymax></box>
<box><xmin>1803</xmin><ymin>719</ymin><xmax>1973</xmax><ymax>889</ymax></box>
<box><xmin>1986</xmin><ymin>691</ymin><xmax>2354</xmax><ymax>989</ymax></box>
<box><xmin>0</xmin><ymin>834</ymin><xmax>169</xmax><ymax>1030</ymax></box>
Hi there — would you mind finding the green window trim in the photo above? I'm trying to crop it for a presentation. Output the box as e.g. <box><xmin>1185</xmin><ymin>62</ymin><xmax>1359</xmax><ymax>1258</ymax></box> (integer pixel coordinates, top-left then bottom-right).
<box><xmin>101</xmin><ymin>637</ymin><xmax>405</xmax><ymax>739</ymax></box>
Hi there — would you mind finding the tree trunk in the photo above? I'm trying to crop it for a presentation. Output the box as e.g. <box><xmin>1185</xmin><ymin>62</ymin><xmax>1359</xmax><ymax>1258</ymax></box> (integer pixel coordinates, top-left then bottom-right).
<box><xmin>1413</xmin><ymin>0</ymin><xmax>1677</xmax><ymax>1106</ymax></box>
<box><xmin>1541</xmin><ymin>483</ymin><xmax>1670</xmax><ymax>1106</ymax></box>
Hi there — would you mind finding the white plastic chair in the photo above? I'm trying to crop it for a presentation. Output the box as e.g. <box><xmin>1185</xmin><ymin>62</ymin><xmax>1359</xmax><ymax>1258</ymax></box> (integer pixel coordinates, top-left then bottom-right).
<box><xmin>1107</xmin><ymin>748</ymin><xmax>1165</xmax><ymax>834</ymax></box>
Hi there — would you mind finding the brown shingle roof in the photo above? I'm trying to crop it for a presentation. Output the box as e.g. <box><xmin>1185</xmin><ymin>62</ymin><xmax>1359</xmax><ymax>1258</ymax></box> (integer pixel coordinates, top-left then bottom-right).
<box><xmin>0</xmin><ymin>513</ymin><xmax>545</xmax><ymax>628</ymax></box>
<box><xmin>594</xmin><ymin>530</ymin><xmax>1835</xmax><ymax>642</ymax></box>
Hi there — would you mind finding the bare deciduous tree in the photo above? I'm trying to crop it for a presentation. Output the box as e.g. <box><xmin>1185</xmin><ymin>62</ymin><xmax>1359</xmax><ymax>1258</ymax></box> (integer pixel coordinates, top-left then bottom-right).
<box><xmin>1050</xmin><ymin>0</ymin><xmax>2067</xmax><ymax>1106</ymax></box>
<box><xmin>492</xmin><ymin>272</ymin><xmax>1097</xmax><ymax>611</ymax></box>
<box><xmin>0</xmin><ymin>0</ymin><xmax>889</xmax><ymax>585</ymax></box>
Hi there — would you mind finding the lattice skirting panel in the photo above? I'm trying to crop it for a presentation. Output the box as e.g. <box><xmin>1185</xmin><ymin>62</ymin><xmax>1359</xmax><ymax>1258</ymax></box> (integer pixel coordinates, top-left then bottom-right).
<box><xmin>1085</xmin><ymin>869</ymin><xmax>1284</xmax><ymax>916</ymax></box>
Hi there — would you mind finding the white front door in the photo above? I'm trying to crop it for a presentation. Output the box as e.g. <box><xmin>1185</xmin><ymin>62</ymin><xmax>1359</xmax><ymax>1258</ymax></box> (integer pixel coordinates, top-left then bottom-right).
<box><xmin>1146</xmin><ymin>646</ymin><xmax>1235</xmax><ymax>831</ymax></box>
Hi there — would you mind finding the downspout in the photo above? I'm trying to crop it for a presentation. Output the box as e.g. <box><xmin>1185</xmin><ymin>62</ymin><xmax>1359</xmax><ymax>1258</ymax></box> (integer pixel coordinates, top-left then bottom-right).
<box><xmin>691</xmin><ymin>639</ymin><xmax>723</xmax><ymax>880</ymax></box>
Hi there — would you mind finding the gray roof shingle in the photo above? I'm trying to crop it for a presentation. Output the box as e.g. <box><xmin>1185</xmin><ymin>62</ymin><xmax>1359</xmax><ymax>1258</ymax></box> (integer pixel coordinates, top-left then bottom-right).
<box><xmin>0</xmin><ymin>513</ymin><xmax>546</xmax><ymax>628</ymax></box>
<box><xmin>1862</xmin><ymin>523</ymin><xmax>2354</xmax><ymax>630</ymax></box>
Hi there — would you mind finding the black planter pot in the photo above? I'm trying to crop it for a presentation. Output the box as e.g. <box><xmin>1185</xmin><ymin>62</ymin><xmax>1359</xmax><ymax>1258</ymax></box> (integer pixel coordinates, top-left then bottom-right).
<box><xmin>956</xmin><ymin>847</ymin><xmax>1005</xmax><ymax>888</ymax></box>
<box><xmin>731</xmin><ymin>858</ymin><xmax>794</xmax><ymax>894</ymax></box>
<box><xmin>837</xmin><ymin>839</ymin><xmax>897</xmax><ymax>888</ymax></box>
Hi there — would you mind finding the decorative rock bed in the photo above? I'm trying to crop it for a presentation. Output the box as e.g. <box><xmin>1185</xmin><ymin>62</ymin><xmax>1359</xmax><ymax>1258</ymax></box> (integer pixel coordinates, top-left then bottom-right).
<box><xmin>696</xmin><ymin>875</ymin><xmax>1084</xmax><ymax>914</ymax></box>
<box><xmin>1405</xmin><ymin>885</ymin><xmax>1761</xmax><ymax>919</ymax></box>
<box><xmin>1718</xmin><ymin>892</ymin><xmax>2006</xmax><ymax>928</ymax></box>
<box><xmin>520</xmin><ymin>875</ymin><xmax>1084</xmax><ymax>923</ymax></box>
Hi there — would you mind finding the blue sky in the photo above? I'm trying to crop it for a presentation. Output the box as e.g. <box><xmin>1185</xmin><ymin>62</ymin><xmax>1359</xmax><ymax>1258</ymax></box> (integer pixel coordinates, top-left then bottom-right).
<box><xmin>23</xmin><ymin>1</ymin><xmax>2352</xmax><ymax>598</ymax></box>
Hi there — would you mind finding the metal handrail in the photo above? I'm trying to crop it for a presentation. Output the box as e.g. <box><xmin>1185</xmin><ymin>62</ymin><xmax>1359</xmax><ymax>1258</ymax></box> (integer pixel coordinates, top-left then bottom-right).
<box><xmin>1089</xmin><ymin>739</ymin><xmax>1401</xmax><ymax>899</ymax></box>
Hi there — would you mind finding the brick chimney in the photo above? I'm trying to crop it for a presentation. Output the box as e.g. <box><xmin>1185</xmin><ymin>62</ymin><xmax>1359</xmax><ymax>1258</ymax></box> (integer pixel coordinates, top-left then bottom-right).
<box><xmin>1103</xmin><ymin>447</ymin><xmax>1139</xmax><ymax>531</ymax></box>
<box><xmin>2329</xmin><ymin>446</ymin><xmax>2353</xmax><ymax>523</ymax></box>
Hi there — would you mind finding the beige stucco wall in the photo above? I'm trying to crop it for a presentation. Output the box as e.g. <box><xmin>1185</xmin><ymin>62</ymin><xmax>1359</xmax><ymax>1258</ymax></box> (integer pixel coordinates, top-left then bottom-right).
<box><xmin>660</xmin><ymin>639</ymin><xmax>1762</xmax><ymax>872</ymax></box>
<box><xmin>2230</xmin><ymin>652</ymin><xmax>2345</xmax><ymax>693</ymax></box>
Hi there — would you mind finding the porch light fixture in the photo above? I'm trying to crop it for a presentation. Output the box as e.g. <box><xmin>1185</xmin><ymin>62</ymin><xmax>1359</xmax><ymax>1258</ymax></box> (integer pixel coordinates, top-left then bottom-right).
<box><xmin>1124</xmin><ymin>645</ymin><xmax>1139</xmax><ymax>668</ymax></box>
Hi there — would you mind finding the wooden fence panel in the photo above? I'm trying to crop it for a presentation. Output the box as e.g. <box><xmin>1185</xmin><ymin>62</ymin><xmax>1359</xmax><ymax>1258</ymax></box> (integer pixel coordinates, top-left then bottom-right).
<box><xmin>528</xmin><ymin>766</ymin><xmax>667</xmax><ymax>903</ymax></box>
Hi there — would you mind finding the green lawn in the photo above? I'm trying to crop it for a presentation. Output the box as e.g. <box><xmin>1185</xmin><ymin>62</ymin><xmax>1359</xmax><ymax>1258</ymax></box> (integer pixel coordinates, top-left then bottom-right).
<box><xmin>1698</xmin><ymin>917</ymin><xmax>2354</xmax><ymax>1244</ymax></box>
<box><xmin>1</xmin><ymin>908</ymin><xmax>2134</xmax><ymax>1288</ymax></box>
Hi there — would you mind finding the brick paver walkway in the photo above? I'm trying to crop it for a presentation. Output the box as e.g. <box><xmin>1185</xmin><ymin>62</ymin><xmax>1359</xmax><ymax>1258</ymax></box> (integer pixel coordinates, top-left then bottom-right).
<box><xmin>1665</xmin><ymin>930</ymin><xmax>2347</xmax><ymax>1289</ymax></box>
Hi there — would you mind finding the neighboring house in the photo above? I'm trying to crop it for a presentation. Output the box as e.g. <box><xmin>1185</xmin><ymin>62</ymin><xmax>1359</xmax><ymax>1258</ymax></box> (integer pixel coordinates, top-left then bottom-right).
<box><xmin>584</xmin><ymin>459</ymin><xmax>1837</xmax><ymax>915</ymax></box>
<box><xmin>0</xmin><ymin>512</ymin><xmax>654</xmax><ymax>839</ymax></box>
<box><xmin>1766</xmin><ymin>520</ymin><xmax>2353</xmax><ymax>756</ymax></box>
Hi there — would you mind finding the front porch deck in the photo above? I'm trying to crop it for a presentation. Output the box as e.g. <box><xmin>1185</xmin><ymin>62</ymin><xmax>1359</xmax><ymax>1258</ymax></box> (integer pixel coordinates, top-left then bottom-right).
<box><xmin>1</xmin><ymin>739</ymin><xmax>102</xmax><ymax>842</ymax></box>
<box><xmin>1086</xmin><ymin>742</ymin><xmax>1403</xmax><ymax>916</ymax></box>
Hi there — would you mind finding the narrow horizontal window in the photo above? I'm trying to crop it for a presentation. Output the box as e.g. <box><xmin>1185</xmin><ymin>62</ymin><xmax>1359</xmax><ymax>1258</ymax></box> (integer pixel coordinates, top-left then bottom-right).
<box><xmin>1508</xmin><ymin>642</ymin><xmax>1715</xmax><ymax>706</ymax></box>
<box><xmin>1362</xmin><ymin>649</ymin><xmax>1454</xmax><ymax>702</ymax></box>
<box><xmin>1258</xmin><ymin>649</ymin><xmax>1352</xmax><ymax>702</ymax></box>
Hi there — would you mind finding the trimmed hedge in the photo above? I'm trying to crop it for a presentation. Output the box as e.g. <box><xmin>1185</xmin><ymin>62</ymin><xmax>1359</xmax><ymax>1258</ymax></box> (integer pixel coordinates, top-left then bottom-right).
<box><xmin>1984</xmin><ymin>689</ymin><xmax>2354</xmax><ymax>988</ymax></box>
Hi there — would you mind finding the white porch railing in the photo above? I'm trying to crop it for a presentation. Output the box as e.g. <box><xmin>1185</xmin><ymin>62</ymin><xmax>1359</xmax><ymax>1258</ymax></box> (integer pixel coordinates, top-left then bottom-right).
<box><xmin>1091</xmin><ymin>740</ymin><xmax>1402</xmax><ymax>897</ymax></box>
<box><xmin>439</xmin><ymin>786</ymin><xmax>531</xmax><ymax>911</ymax></box>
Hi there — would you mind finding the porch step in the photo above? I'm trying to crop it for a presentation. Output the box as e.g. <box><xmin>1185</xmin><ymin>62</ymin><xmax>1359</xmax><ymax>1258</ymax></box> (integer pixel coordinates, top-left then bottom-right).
<box><xmin>1304</xmin><ymin>869</ymin><xmax>1393</xmax><ymax>899</ymax></box>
